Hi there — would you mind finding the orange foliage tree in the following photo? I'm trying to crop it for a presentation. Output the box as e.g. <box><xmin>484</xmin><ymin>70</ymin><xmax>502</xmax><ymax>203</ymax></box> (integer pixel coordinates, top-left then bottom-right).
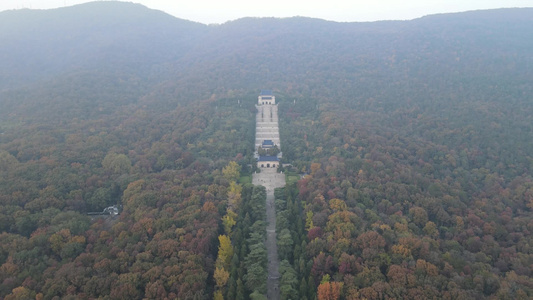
<box><xmin>317</xmin><ymin>281</ymin><xmax>343</xmax><ymax>300</ymax></box>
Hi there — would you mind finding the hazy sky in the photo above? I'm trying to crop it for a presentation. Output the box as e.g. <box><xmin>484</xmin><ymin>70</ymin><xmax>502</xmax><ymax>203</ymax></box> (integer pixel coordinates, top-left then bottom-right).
<box><xmin>1</xmin><ymin>0</ymin><xmax>532</xmax><ymax>24</ymax></box>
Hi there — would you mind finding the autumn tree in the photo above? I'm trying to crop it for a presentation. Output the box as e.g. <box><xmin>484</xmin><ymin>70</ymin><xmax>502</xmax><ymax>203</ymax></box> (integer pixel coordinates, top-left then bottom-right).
<box><xmin>223</xmin><ymin>161</ymin><xmax>241</xmax><ymax>182</ymax></box>
<box><xmin>216</xmin><ymin>235</ymin><xmax>234</xmax><ymax>269</ymax></box>
<box><xmin>102</xmin><ymin>152</ymin><xmax>132</xmax><ymax>174</ymax></box>
<box><xmin>227</xmin><ymin>181</ymin><xmax>243</xmax><ymax>212</ymax></box>
<box><xmin>317</xmin><ymin>281</ymin><xmax>343</xmax><ymax>300</ymax></box>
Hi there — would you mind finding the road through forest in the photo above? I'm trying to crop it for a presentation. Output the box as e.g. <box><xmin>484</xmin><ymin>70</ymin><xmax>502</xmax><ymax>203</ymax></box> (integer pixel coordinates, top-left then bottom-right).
<box><xmin>252</xmin><ymin>168</ymin><xmax>285</xmax><ymax>300</ymax></box>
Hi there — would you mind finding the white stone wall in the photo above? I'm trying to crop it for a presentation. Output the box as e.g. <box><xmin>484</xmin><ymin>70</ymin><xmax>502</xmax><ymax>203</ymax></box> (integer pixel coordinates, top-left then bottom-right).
<box><xmin>257</xmin><ymin>161</ymin><xmax>278</xmax><ymax>168</ymax></box>
<box><xmin>257</xmin><ymin>95</ymin><xmax>276</xmax><ymax>105</ymax></box>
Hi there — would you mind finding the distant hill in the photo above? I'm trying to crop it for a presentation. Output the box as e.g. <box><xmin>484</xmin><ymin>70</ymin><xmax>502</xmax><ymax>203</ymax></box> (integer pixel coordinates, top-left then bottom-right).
<box><xmin>1</xmin><ymin>2</ymin><xmax>531</xmax><ymax>102</ymax></box>
<box><xmin>0</xmin><ymin>2</ymin><xmax>207</xmax><ymax>91</ymax></box>
<box><xmin>1</xmin><ymin>2</ymin><xmax>532</xmax><ymax>141</ymax></box>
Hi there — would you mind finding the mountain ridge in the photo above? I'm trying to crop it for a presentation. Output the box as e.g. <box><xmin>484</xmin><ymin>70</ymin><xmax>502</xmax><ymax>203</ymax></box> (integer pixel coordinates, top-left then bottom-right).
<box><xmin>0</xmin><ymin>1</ymin><xmax>208</xmax><ymax>91</ymax></box>
<box><xmin>1</xmin><ymin>2</ymin><xmax>532</xmax><ymax>118</ymax></box>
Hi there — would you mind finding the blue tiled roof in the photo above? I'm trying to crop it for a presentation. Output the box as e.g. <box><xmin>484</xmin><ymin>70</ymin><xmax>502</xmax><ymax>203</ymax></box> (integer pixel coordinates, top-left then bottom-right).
<box><xmin>262</xmin><ymin>140</ymin><xmax>274</xmax><ymax>146</ymax></box>
<box><xmin>257</xmin><ymin>156</ymin><xmax>279</xmax><ymax>161</ymax></box>
<box><xmin>260</xmin><ymin>90</ymin><xmax>273</xmax><ymax>96</ymax></box>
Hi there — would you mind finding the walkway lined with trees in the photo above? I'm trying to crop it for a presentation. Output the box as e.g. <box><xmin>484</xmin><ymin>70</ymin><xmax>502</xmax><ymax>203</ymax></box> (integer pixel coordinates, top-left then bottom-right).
<box><xmin>252</xmin><ymin>169</ymin><xmax>286</xmax><ymax>299</ymax></box>
<box><xmin>253</xmin><ymin>90</ymin><xmax>285</xmax><ymax>299</ymax></box>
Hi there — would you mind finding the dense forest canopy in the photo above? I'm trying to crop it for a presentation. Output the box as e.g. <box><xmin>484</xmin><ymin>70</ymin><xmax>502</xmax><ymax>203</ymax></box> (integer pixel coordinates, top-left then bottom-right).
<box><xmin>0</xmin><ymin>2</ymin><xmax>532</xmax><ymax>299</ymax></box>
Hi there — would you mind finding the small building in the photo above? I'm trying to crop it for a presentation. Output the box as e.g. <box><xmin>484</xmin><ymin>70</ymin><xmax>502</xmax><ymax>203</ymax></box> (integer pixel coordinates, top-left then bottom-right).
<box><xmin>262</xmin><ymin>139</ymin><xmax>275</xmax><ymax>149</ymax></box>
<box><xmin>257</xmin><ymin>155</ymin><xmax>279</xmax><ymax>168</ymax></box>
<box><xmin>104</xmin><ymin>205</ymin><xmax>120</xmax><ymax>216</ymax></box>
<box><xmin>258</xmin><ymin>90</ymin><xmax>275</xmax><ymax>105</ymax></box>
<box><xmin>88</xmin><ymin>205</ymin><xmax>120</xmax><ymax>216</ymax></box>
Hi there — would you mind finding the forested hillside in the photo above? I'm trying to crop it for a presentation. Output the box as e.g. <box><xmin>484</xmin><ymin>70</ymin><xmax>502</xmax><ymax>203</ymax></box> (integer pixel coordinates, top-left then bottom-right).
<box><xmin>0</xmin><ymin>2</ymin><xmax>532</xmax><ymax>299</ymax></box>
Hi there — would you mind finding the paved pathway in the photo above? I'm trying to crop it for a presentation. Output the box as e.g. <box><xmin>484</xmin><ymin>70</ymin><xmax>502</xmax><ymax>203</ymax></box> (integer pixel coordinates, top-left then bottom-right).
<box><xmin>254</xmin><ymin>98</ymin><xmax>285</xmax><ymax>299</ymax></box>
<box><xmin>255</xmin><ymin>104</ymin><xmax>280</xmax><ymax>149</ymax></box>
<box><xmin>253</xmin><ymin>168</ymin><xmax>285</xmax><ymax>300</ymax></box>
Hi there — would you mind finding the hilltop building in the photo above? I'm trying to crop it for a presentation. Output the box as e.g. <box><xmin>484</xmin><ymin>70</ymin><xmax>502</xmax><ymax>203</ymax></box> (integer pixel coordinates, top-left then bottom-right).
<box><xmin>258</xmin><ymin>90</ymin><xmax>275</xmax><ymax>105</ymax></box>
